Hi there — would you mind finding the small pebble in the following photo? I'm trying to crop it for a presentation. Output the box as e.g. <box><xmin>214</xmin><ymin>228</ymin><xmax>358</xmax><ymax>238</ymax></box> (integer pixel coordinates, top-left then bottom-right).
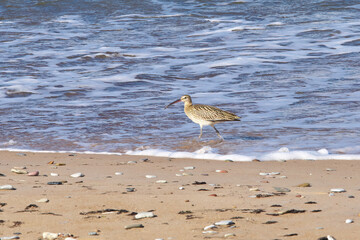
<box><xmin>182</xmin><ymin>172</ymin><xmax>193</xmax><ymax>176</ymax></box>
<box><xmin>330</xmin><ymin>188</ymin><xmax>346</xmax><ymax>193</ymax></box>
<box><xmin>28</xmin><ymin>171</ymin><xmax>39</xmax><ymax>176</ymax></box>
<box><xmin>135</xmin><ymin>211</ymin><xmax>155</xmax><ymax>219</ymax></box>
<box><xmin>204</xmin><ymin>224</ymin><xmax>217</xmax><ymax>230</ymax></box>
<box><xmin>215</xmin><ymin>170</ymin><xmax>228</xmax><ymax>173</ymax></box>
<box><xmin>0</xmin><ymin>236</ymin><xmax>20</xmax><ymax>240</ymax></box>
<box><xmin>127</xmin><ymin>161</ymin><xmax>137</xmax><ymax>164</ymax></box>
<box><xmin>36</xmin><ymin>198</ymin><xmax>49</xmax><ymax>203</ymax></box>
<box><xmin>115</xmin><ymin>172</ymin><xmax>124</xmax><ymax>176</ymax></box>
<box><xmin>156</xmin><ymin>180</ymin><xmax>167</xmax><ymax>183</ymax></box>
<box><xmin>11</xmin><ymin>169</ymin><xmax>28</xmax><ymax>174</ymax></box>
<box><xmin>125</xmin><ymin>223</ymin><xmax>144</xmax><ymax>229</ymax></box>
<box><xmin>274</xmin><ymin>187</ymin><xmax>291</xmax><ymax>193</ymax></box>
<box><xmin>88</xmin><ymin>232</ymin><xmax>98</xmax><ymax>236</ymax></box>
<box><xmin>249</xmin><ymin>188</ymin><xmax>260</xmax><ymax>191</ymax></box>
<box><xmin>50</xmin><ymin>173</ymin><xmax>59</xmax><ymax>177</ymax></box>
<box><xmin>126</xmin><ymin>187</ymin><xmax>135</xmax><ymax>192</ymax></box>
<box><xmin>317</xmin><ymin>236</ymin><xmax>336</xmax><ymax>240</ymax></box>
<box><xmin>296</xmin><ymin>183</ymin><xmax>311</xmax><ymax>187</ymax></box>
<box><xmin>146</xmin><ymin>175</ymin><xmax>157</xmax><ymax>179</ymax></box>
<box><xmin>42</xmin><ymin>232</ymin><xmax>59</xmax><ymax>240</ymax></box>
<box><xmin>259</xmin><ymin>172</ymin><xmax>280</xmax><ymax>176</ymax></box>
<box><xmin>326</xmin><ymin>168</ymin><xmax>336</xmax><ymax>171</ymax></box>
<box><xmin>184</xmin><ymin>166</ymin><xmax>195</xmax><ymax>170</ymax></box>
<box><xmin>263</xmin><ymin>221</ymin><xmax>278</xmax><ymax>224</ymax></box>
<box><xmin>203</xmin><ymin>231</ymin><xmax>218</xmax><ymax>234</ymax></box>
<box><xmin>0</xmin><ymin>185</ymin><xmax>16</xmax><ymax>190</ymax></box>
<box><xmin>224</xmin><ymin>233</ymin><xmax>236</xmax><ymax>238</ymax></box>
<box><xmin>179</xmin><ymin>187</ymin><xmax>185</xmax><ymax>190</ymax></box>
<box><xmin>345</xmin><ymin>219</ymin><xmax>353</xmax><ymax>224</ymax></box>
<box><xmin>250</xmin><ymin>193</ymin><xmax>274</xmax><ymax>198</ymax></box>
<box><xmin>284</xmin><ymin>233</ymin><xmax>298</xmax><ymax>237</ymax></box>
<box><xmin>215</xmin><ymin>220</ymin><xmax>235</xmax><ymax>226</ymax></box>
<box><xmin>47</xmin><ymin>181</ymin><xmax>63</xmax><ymax>185</ymax></box>
<box><xmin>140</xmin><ymin>158</ymin><xmax>149</xmax><ymax>162</ymax></box>
<box><xmin>70</xmin><ymin>172</ymin><xmax>84</xmax><ymax>178</ymax></box>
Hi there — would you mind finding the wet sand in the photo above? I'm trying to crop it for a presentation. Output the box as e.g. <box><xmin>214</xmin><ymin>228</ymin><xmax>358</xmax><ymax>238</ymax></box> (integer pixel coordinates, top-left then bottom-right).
<box><xmin>0</xmin><ymin>150</ymin><xmax>359</xmax><ymax>239</ymax></box>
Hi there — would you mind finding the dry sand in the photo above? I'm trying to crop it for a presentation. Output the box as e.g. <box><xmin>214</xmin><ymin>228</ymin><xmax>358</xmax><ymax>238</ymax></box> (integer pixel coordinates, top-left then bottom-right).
<box><xmin>0</xmin><ymin>150</ymin><xmax>359</xmax><ymax>240</ymax></box>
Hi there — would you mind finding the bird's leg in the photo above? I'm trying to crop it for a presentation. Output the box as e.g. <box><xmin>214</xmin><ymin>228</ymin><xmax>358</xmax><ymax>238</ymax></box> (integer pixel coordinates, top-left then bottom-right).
<box><xmin>198</xmin><ymin>125</ymin><xmax>203</xmax><ymax>139</ymax></box>
<box><xmin>212</xmin><ymin>126</ymin><xmax>224</xmax><ymax>140</ymax></box>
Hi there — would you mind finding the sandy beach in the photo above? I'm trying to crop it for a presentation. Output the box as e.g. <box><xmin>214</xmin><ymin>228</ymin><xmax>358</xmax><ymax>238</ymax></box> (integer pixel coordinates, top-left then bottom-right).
<box><xmin>0</xmin><ymin>150</ymin><xmax>359</xmax><ymax>240</ymax></box>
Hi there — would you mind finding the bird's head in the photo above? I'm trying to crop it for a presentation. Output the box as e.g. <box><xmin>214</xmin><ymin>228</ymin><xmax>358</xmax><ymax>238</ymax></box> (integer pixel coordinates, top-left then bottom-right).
<box><xmin>165</xmin><ymin>95</ymin><xmax>192</xmax><ymax>109</ymax></box>
<box><xmin>180</xmin><ymin>95</ymin><xmax>191</xmax><ymax>103</ymax></box>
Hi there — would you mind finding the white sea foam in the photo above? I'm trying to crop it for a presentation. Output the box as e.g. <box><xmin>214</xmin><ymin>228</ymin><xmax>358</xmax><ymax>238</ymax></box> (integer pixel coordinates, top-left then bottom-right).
<box><xmin>126</xmin><ymin>147</ymin><xmax>254</xmax><ymax>161</ymax></box>
<box><xmin>126</xmin><ymin>147</ymin><xmax>360</xmax><ymax>161</ymax></box>
<box><xmin>2</xmin><ymin>146</ymin><xmax>360</xmax><ymax>161</ymax></box>
<box><xmin>54</xmin><ymin>15</ymin><xmax>85</xmax><ymax>25</ymax></box>
<box><xmin>258</xmin><ymin>148</ymin><xmax>360</xmax><ymax>161</ymax></box>
<box><xmin>267</xmin><ymin>22</ymin><xmax>284</xmax><ymax>26</ymax></box>
<box><xmin>1</xmin><ymin>140</ymin><xmax>17</xmax><ymax>147</ymax></box>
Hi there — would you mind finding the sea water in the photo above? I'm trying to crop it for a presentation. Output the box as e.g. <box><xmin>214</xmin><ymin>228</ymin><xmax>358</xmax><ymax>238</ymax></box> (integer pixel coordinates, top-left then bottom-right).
<box><xmin>1</xmin><ymin>0</ymin><xmax>360</xmax><ymax>160</ymax></box>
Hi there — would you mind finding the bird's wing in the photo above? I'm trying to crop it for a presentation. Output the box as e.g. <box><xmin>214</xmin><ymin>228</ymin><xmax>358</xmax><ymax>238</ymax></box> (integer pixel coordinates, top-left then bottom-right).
<box><xmin>192</xmin><ymin>104</ymin><xmax>240</xmax><ymax>121</ymax></box>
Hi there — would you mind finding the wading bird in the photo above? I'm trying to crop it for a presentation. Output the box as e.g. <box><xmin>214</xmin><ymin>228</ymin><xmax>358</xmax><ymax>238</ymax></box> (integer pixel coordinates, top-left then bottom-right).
<box><xmin>165</xmin><ymin>95</ymin><xmax>240</xmax><ymax>139</ymax></box>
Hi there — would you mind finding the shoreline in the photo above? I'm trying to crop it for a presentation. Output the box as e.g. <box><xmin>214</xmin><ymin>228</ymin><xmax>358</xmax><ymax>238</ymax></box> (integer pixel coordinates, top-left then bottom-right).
<box><xmin>2</xmin><ymin>147</ymin><xmax>360</xmax><ymax>162</ymax></box>
<box><xmin>0</xmin><ymin>150</ymin><xmax>359</xmax><ymax>239</ymax></box>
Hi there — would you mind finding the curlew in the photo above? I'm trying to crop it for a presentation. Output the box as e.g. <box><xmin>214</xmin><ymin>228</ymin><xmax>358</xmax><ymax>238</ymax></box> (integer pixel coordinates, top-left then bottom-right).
<box><xmin>165</xmin><ymin>95</ymin><xmax>240</xmax><ymax>139</ymax></box>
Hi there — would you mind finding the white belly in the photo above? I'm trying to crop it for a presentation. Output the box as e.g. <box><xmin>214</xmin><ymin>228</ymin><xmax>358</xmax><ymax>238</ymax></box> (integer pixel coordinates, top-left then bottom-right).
<box><xmin>187</xmin><ymin>114</ymin><xmax>213</xmax><ymax>126</ymax></box>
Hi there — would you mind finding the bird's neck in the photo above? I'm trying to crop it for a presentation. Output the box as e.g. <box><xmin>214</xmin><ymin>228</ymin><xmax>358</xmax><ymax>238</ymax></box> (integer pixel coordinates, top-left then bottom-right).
<box><xmin>184</xmin><ymin>102</ymin><xmax>193</xmax><ymax>108</ymax></box>
<box><xmin>184</xmin><ymin>102</ymin><xmax>193</xmax><ymax>111</ymax></box>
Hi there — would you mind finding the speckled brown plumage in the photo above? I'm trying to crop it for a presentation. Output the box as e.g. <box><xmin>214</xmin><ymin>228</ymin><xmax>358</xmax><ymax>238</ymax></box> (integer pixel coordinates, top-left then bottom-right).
<box><xmin>186</xmin><ymin>104</ymin><xmax>240</xmax><ymax>123</ymax></box>
<box><xmin>165</xmin><ymin>95</ymin><xmax>240</xmax><ymax>139</ymax></box>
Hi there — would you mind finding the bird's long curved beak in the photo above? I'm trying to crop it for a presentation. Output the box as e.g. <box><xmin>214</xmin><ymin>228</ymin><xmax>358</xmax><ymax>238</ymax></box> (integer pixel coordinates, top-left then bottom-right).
<box><xmin>165</xmin><ymin>99</ymin><xmax>181</xmax><ymax>109</ymax></box>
